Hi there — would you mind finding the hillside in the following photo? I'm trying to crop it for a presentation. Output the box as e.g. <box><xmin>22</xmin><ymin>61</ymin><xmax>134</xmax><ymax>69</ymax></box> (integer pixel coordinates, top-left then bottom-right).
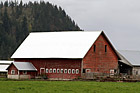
<box><xmin>0</xmin><ymin>1</ymin><xmax>81</xmax><ymax>59</ymax></box>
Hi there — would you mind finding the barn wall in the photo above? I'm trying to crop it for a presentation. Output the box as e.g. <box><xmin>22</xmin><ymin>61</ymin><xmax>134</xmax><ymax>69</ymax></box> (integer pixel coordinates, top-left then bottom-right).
<box><xmin>19</xmin><ymin>71</ymin><xmax>37</xmax><ymax>79</ymax></box>
<box><xmin>133</xmin><ymin>66</ymin><xmax>140</xmax><ymax>79</ymax></box>
<box><xmin>14</xmin><ymin>59</ymin><xmax>82</xmax><ymax>79</ymax></box>
<box><xmin>83</xmin><ymin>33</ymin><xmax>118</xmax><ymax>74</ymax></box>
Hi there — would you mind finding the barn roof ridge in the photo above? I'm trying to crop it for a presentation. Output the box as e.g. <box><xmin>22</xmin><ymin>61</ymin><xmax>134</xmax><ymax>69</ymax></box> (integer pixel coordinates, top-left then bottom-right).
<box><xmin>29</xmin><ymin>31</ymin><xmax>102</xmax><ymax>34</ymax></box>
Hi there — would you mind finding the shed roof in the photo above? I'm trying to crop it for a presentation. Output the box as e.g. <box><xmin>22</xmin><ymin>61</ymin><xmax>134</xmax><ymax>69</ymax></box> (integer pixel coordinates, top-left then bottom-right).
<box><xmin>11</xmin><ymin>31</ymin><xmax>103</xmax><ymax>58</ymax></box>
<box><xmin>0</xmin><ymin>65</ymin><xmax>9</xmax><ymax>72</ymax></box>
<box><xmin>7</xmin><ymin>62</ymin><xmax>37</xmax><ymax>71</ymax></box>
<box><xmin>0</xmin><ymin>60</ymin><xmax>13</xmax><ymax>64</ymax></box>
<box><xmin>118</xmin><ymin>50</ymin><xmax>140</xmax><ymax>66</ymax></box>
<box><xmin>116</xmin><ymin>51</ymin><xmax>132</xmax><ymax>66</ymax></box>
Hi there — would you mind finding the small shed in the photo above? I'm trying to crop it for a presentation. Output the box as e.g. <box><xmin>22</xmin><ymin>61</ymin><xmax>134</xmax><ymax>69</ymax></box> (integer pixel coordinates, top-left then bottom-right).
<box><xmin>0</xmin><ymin>60</ymin><xmax>13</xmax><ymax>77</ymax></box>
<box><xmin>118</xmin><ymin>50</ymin><xmax>140</xmax><ymax>78</ymax></box>
<box><xmin>7</xmin><ymin>62</ymin><xmax>37</xmax><ymax>79</ymax></box>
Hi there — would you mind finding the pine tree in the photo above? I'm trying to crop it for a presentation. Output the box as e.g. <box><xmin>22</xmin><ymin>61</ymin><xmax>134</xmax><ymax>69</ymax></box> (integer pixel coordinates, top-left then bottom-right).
<box><xmin>2</xmin><ymin>7</ymin><xmax>11</xmax><ymax>34</ymax></box>
<box><xmin>21</xmin><ymin>16</ymin><xmax>28</xmax><ymax>40</ymax></box>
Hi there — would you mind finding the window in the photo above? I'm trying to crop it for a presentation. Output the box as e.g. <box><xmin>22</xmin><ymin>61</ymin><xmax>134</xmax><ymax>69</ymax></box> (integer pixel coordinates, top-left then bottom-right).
<box><xmin>86</xmin><ymin>69</ymin><xmax>91</xmax><ymax>73</ymax></box>
<box><xmin>105</xmin><ymin>45</ymin><xmax>107</xmax><ymax>52</ymax></box>
<box><xmin>68</xmin><ymin>69</ymin><xmax>71</xmax><ymax>74</ymax></box>
<box><xmin>23</xmin><ymin>71</ymin><xmax>27</xmax><ymax>75</ymax></box>
<box><xmin>49</xmin><ymin>68</ymin><xmax>52</xmax><ymax>73</ymax></box>
<box><xmin>11</xmin><ymin>70</ymin><xmax>15</xmax><ymax>75</ymax></box>
<box><xmin>46</xmin><ymin>68</ymin><xmax>49</xmax><ymax>73</ymax></box>
<box><xmin>57</xmin><ymin>69</ymin><xmax>60</xmax><ymax>73</ymax></box>
<box><xmin>72</xmin><ymin>69</ymin><xmax>75</xmax><ymax>74</ymax></box>
<box><xmin>83</xmin><ymin>69</ymin><xmax>86</xmax><ymax>73</ymax></box>
<box><xmin>53</xmin><ymin>69</ymin><xmax>56</xmax><ymax>73</ymax></box>
<box><xmin>64</xmin><ymin>69</ymin><xmax>67</xmax><ymax>73</ymax></box>
<box><xmin>94</xmin><ymin>45</ymin><xmax>96</xmax><ymax>52</ymax></box>
<box><xmin>110</xmin><ymin>69</ymin><xmax>114</xmax><ymax>75</ymax></box>
<box><xmin>61</xmin><ymin>69</ymin><xmax>63</xmax><ymax>73</ymax></box>
<box><xmin>76</xmin><ymin>69</ymin><xmax>79</xmax><ymax>74</ymax></box>
<box><xmin>136</xmin><ymin>71</ymin><xmax>138</xmax><ymax>75</ymax></box>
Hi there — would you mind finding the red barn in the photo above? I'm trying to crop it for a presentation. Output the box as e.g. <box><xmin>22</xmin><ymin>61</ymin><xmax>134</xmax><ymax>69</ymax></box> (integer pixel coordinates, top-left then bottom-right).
<box><xmin>7</xmin><ymin>62</ymin><xmax>37</xmax><ymax>79</ymax></box>
<box><xmin>8</xmin><ymin>31</ymin><xmax>120</xmax><ymax>80</ymax></box>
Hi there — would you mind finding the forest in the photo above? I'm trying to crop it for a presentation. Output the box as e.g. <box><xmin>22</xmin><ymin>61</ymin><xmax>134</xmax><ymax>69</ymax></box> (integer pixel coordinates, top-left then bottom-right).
<box><xmin>0</xmin><ymin>1</ymin><xmax>81</xmax><ymax>59</ymax></box>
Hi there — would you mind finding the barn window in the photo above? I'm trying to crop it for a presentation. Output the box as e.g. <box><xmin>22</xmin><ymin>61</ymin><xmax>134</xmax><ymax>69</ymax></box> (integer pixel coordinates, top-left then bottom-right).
<box><xmin>46</xmin><ymin>68</ymin><xmax>49</xmax><ymax>73</ymax></box>
<box><xmin>61</xmin><ymin>69</ymin><xmax>63</xmax><ymax>73</ymax></box>
<box><xmin>57</xmin><ymin>69</ymin><xmax>60</xmax><ymax>73</ymax></box>
<box><xmin>83</xmin><ymin>69</ymin><xmax>86</xmax><ymax>73</ymax></box>
<box><xmin>76</xmin><ymin>69</ymin><xmax>79</xmax><ymax>74</ymax></box>
<box><xmin>53</xmin><ymin>69</ymin><xmax>56</xmax><ymax>73</ymax></box>
<box><xmin>86</xmin><ymin>69</ymin><xmax>91</xmax><ymax>73</ymax></box>
<box><xmin>136</xmin><ymin>71</ymin><xmax>138</xmax><ymax>75</ymax></box>
<box><xmin>11</xmin><ymin>70</ymin><xmax>15</xmax><ymax>75</ymax></box>
<box><xmin>64</xmin><ymin>69</ymin><xmax>67</xmax><ymax>73</ymax></box>
<box><xmin>49</xmin><ymin>68</ymin><xmax>52</xmax><ymax>73</ymax></box>
<box><xmin>68</xmin><ymin>69</ymin><xmax>71</xmax><ymax>74</ymax></box>
<box><xmin>105</xmin><ymin>45</ymin><xmax>107</xmax><ymax>52</ymax></box>
<box><xmin>110</xmin><ymin>69</ymin><xmax>114</xmax><ymax>75</ymax></box>
<box><xmin>94</xmin><ymin>45</ymin><xmax>96</xmax><ymax>52</ymax></box>
<box><xmin>72</xmin><ymin>69</ymin><xmax>75</xmax><ymax>74</ymax></box>
<box><xmin>23</xmin><ymin>71</ymin><xmax>27</xmax><ymax>74</ymax></box>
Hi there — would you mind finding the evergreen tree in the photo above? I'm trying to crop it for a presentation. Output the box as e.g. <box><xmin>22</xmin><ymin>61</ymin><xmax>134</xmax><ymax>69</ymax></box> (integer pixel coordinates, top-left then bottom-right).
<box><xmin>2</xmin><ymin>7</ymin><xmax>11</xmax><ymax>34</ymax></box>
<box><xmin>21</xmin><ymin>16</ymin><xmax>28</xmax><ymax>40</ymax></box>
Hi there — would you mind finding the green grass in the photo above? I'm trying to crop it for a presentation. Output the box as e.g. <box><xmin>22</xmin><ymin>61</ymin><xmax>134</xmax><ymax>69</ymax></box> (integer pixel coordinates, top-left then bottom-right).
<box><xmin>0</xmin><ymin>79</ymin><xmax>139</xmax><ymax>93</ymax></box>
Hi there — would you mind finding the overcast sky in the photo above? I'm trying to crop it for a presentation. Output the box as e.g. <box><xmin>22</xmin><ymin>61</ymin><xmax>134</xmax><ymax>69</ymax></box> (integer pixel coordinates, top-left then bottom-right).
<box><xmin>2</xmin><ymin>0</ymin><xmax>140</xmax><ymax>51</ymax></box>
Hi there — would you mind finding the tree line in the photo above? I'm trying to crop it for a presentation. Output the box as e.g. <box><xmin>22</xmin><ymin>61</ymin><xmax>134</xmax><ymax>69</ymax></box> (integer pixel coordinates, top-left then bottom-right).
<box><xmin>0</xmin><ymin>0</ymin><xmax>81</xmax><ymax>59</ymax></box>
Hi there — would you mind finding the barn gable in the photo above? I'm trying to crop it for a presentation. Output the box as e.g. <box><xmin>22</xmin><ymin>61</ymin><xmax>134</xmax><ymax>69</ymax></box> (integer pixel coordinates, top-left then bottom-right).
<box><xmin>83</xmin><ymin>32</ymin><xmax>119</xmax><ymax>74</ymax></box>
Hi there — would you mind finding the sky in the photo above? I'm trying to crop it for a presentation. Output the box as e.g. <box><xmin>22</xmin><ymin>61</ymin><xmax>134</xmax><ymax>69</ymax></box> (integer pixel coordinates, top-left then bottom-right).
<box><xmin>2</xmin><ymin>0</ymin><xmax>140</xmax><ymax>51</ymax></box>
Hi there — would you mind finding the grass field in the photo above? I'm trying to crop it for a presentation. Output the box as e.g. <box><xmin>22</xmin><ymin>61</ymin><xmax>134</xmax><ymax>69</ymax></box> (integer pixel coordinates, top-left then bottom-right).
<box><xmin>0</xmin><ymin>79</ymin><xmax>140</xmax><ymax>93</ymax></box>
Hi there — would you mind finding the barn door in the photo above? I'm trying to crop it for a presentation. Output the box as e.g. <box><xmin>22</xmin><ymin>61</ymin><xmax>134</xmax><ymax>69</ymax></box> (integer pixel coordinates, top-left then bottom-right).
<box><xmin>40</xmin><ymin>68</ymin><xmax>45</xmax><ymax>74</ymax></box>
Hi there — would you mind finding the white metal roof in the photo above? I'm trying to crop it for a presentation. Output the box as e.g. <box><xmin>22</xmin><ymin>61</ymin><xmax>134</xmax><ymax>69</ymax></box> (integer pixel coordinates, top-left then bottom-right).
<box><xmin>11</xmin><ymin>31</ymin><xmax>102</xmax><ymax>58</ymax></box>
<box><xmin>0</xmin><ymin>65</ymin><xmax>9</xmax><ymax>72</ymax></box>
<box><xmin>118</xmin><ymin>50</ymin><xmax>140</xmax><ymax>66</ymax></box>
<box><xmin>0</xmin><ymin>60</ymin><xmax>13</xmax><ymax>64</ymax></box>
<box><xmin>116</xmin><ymin>51</ymin><xmax>132</xmax><ymax>66</ymax></box>
<box><xmin>12</xmin><ymin>62</ymin><xmax>37</xmax><ymax>71</ymax></box>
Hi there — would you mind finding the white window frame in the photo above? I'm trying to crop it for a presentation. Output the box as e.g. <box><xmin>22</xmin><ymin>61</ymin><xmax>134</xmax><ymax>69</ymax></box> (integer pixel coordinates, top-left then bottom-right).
<box><xmin>11</xmin><ymin>70</ymin><xmax>15</xmax><ymax>75</ymax></box>
<box><xmin>86</xmin><ymin>69</ymin><xmax>91</xmax><ymax>73</ymax></box>
<box><xmin>23</xmin><ymin>71</ymin><xmax>27</xmax><ymax>75</ymax></box>
<box><xmin>61</xmin><ymin>69</ymin><xmax>63</xmax><ymax>73</ymax></box>
<box><xmin>46</xmin><ymin>68</ymin><xmax>49</xmax><ymax>73</ymax></box>
<box><xmin>110</xmin><ymin>69</ymin><xmax>114</xmax><ymax>75</ymax></box>
<box><xmin>53</xmin><ymin>68</ymin><xmax>56</xmax><ymax>73</ymax></box>
<box><xmin>72</xmin><ymin>69</ymin><xmax>75</xmax><ymax>74</ymax></box>
<box><xmin>49</xmin><ymin>68</ymin><xmax>52</xmax><ymax>73</ymax></box>
<box><xmin>64</xmin><ymin>69</ymin><xmax>67</xmax><ymax>73</ymax></box>
<box><xmin>76</xmin><ymin>69</ymin><xmax>79</xmax><ymax>74</ymax></box>
<box><xmin>68</xmin><ymin>69</ymin><xmax>71</xmax><ymax>74</ymax></box>
<box><xmin>57</xmin><ymin>69</ymin><xmax>60</xmax><ymax>73</ymax></box>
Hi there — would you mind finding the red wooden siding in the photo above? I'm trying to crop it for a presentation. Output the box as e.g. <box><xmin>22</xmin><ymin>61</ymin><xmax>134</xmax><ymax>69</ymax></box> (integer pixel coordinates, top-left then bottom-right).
<box><xmin>83</xmin><ymin>33</ymin><xmax>118</xmax><ymax>74</ymax></box>
<box><xmin>14</xmin><ymin>59</ymin><xmax>82</xmax><ymax>79</ymax></box>
<box><xmin>8</xmin><ymin>64</ymin><xmax>18</xmax><ymax>75</ymax></box>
